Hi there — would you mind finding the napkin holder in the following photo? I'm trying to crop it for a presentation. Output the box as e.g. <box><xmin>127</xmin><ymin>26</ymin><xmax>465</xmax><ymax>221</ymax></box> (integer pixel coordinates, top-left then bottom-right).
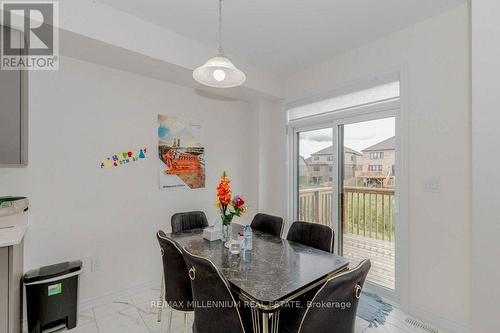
<box><xmin>203</xmin><ymin>226</ymin><xmax>221</xmax><ymax>242</ymax></box>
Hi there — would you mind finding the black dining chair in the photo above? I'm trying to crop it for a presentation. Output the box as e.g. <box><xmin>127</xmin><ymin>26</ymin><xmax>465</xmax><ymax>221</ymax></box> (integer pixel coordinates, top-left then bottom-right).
<box><xmin>182</xmin><ymin>247</ymin><xmax>252</xmax><ymax>333</ymax></box>
<box><xmin>250</xmin><ymin>213</ymin><xmax>284</xmax><ymax>237</ymax></box>
<box><xmin>286</xmin><ymin>221</ymin><xmax>334</xmax><ymax>253</ymax></box>
<box><xmin>279</xmin><ymin>259</ymin><xmax>371</xmax><ymax>333</ymax></box>
<box><xmin>171</xmin><ymin>211</ymin><xmax>209</xmax><ymax>233</ymax></box>
<box><xmin>156</xmin><ymin>231</ymin><xmax>194</xmax><ymax>333</ymax></box>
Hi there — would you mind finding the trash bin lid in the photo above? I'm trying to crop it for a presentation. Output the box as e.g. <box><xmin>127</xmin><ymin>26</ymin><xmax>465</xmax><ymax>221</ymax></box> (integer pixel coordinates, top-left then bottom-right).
<box><xmin>0</xmin><ymin>196</ymin><xmax>26</xmax><ymax>204</ymax></box>
<box><xmin>23</xmin><ymin>260</ymin><xmax>82</xmax><ymax>284</ymax></box>
<box><xmin>0</xmin><ymin>196</ymin><xmax>28</xmax><ymax>210</ymax></box>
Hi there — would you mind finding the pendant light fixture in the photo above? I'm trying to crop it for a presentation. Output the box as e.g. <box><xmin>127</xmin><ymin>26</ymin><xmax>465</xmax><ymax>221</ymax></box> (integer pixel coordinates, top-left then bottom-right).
<box><xmin>193</xmin><ymin>0</ymin><xmax>246</xmax><ymax>88</ymax></box>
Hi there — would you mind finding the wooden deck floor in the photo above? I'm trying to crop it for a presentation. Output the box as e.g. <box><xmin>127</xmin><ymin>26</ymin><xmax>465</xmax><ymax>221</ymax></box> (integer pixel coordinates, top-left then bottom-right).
<box><xmin>343</xmin><ymin>233</ymin><xmax>395</xmax><ymax>290</ymax></box>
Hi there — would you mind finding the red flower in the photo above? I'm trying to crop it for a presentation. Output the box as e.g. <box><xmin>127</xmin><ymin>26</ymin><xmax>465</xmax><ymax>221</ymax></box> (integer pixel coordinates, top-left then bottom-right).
<box><xmin>233</xmin><ymin>196</ymin><xmax>245</xmax><ymax>209</ymax></box>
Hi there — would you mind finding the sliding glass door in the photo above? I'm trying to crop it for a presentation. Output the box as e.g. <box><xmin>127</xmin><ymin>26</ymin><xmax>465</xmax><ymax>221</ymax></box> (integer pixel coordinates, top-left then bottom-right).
<box><xmin>292</xmin><ymin>110</ymin><xmax>398</xmax><ymax>292</ymax></box>
<box><xmin>338</xmin><ymin>117</ymin><xmax>396</xmax><ymax>290</ymax></box>
<box><xmin>296</xmin><ymin>128</ymin><xmax>334</xmax><ymax>227</ymax></box>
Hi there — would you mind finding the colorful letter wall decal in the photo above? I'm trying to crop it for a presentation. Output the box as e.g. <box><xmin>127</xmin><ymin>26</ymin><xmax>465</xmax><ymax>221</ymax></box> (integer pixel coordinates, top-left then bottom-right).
<box><xmin>100</xmin><ymin>148</ymin><xmax>147</xmax><ymax>169</ymax></box>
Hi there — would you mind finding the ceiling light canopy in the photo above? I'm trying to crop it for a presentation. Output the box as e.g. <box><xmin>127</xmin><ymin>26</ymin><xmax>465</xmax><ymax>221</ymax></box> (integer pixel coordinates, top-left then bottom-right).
<box><xmin>193</xmin><ymin>0</ymin><xmax>246</xmax><ymax>88</ymax></box>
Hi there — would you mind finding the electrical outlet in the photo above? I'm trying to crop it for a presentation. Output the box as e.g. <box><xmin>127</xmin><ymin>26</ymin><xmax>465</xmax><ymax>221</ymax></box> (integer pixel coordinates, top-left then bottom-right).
<box><xmin>90</xmin><ymin>257</ymin><xmax>101</xmax><ymax>272</ymax></box>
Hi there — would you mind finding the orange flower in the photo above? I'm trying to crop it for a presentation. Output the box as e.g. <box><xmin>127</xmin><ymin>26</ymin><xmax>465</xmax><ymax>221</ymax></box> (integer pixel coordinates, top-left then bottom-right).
<box><xmin>216</xmin><ymin>172</ymin><xmax>232</xmax><ymax>206</ymax></box>
<box><xmin>216</xmin><ymin>171</ymin><xmax>247</xmax><ymax>222</ymax></box>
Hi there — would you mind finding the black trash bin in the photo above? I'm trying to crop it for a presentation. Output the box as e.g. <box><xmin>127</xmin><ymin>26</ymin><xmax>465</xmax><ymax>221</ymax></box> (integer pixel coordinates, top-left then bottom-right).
<box><xmin>23</xmin><ymin>261</ymin><xmax>82</xmax><ymax>333</ymax></box>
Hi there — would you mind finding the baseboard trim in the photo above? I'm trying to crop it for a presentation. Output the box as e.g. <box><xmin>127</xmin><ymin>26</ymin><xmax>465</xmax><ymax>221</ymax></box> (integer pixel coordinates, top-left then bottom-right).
<box><xmin>409</xmin><ymin>304</ymin><xmax>471</xmax><ymax>333</ymax></box>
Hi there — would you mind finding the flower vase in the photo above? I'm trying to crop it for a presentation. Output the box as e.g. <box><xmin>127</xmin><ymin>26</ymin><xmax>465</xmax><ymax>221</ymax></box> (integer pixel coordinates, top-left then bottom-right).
<box><xmin>221</xmin><ymin>223</ymin><xmax>231</xmax><ymax>245</ymax></box>
<box><xmin>221</xmin><ymin>216</ymin><xmax>233</xmax><ymax>245</ymax></box>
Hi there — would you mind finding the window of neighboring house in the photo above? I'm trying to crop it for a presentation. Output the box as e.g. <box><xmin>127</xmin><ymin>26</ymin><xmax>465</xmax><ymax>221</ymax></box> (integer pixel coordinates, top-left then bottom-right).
<box><xmin>370</xmin><ymin>152</ymin><xmax>384</xmax><ymax>160</ymax></box>
<box><xmin>314</xmin><ymin>156</ymin><xmax>320</xmax><ymax>161</ymax></box>
<box><xmin>327</xmin><ymin>156</ymin><xmax>333</xmax><ymax>161</ymax></box>
<box><xmin>329</xmin><ymin>177</ymin><xmax>333</xmax><ymax>182</ymax></box>
<box><xmin>313</xmin><ymin>166</ymin><xmax>320</xmax><ymax>172</ymax></box>
<box><xmin>329</xmin><ymin>166</ymin><xmax>333</xmax><ymax>172</ymax></box>
<box><xmin>368</xmin><ymin>165</ymin><xmax>383</xmax><ymax>172</ymax></box>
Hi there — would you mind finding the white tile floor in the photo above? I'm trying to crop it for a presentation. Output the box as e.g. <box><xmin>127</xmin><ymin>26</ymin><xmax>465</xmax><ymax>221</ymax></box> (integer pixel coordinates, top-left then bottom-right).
<box><xmin>49</xmin><ymin>288</ymin><xmax>428</xmax><ymax>333</ymax></box>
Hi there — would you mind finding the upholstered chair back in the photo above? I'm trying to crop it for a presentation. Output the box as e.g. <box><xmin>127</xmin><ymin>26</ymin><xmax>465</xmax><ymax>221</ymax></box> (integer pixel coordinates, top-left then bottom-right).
<box><xmin>250</xmin><ymin>213</ymin><xmax>284</xmax><ymax>237</ymax></box>
<box><xmin>298</xmin><ymin>259</ymin><xmax>371</xmax><ymax>333</ymax></box>
<box><xmin>171</xmin><ymin>211</ymin><xmax>209</xmax><ymax>233</ymax></box>
<box><xmin>182</xmin><ymin>248</ymin><xmax>247</xmax><ymax>333</ymax></box>
<box><xmin>286</xmin><ymin>221</ymin><xmax>334</xmax><ymax>253</ymax></box>
<box><xmin>156</xmin><ymin>231</ymin><xmax>193</xmax><ymax>312</ymax></box>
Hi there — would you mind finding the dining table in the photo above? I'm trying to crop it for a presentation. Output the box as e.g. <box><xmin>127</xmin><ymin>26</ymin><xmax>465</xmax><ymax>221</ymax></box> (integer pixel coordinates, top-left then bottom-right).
<box><xmin>167</xmin><ymin>226</ymin><xmax>349</xmax><ymax>333</ymax></box>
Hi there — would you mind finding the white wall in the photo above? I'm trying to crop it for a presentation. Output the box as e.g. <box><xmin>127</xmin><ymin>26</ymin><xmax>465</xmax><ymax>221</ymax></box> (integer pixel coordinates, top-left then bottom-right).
<box><xmin>0</xmin><ymin>56</ymin><xmax>259</xmax><ymax>302</ymax></box>
<box><xmin>471</xmin><ymin>1</ymin><xmax>500</xmax><ymax>332</ymax></box>
<box><xmin>261</xmin><ymin>4</ymin><xmax>471</xmax><ymax>331</ymax></box>
<box><xmin>256</xmin><ymin>99</ymin><xmax>287</xmax><ymax>217</ymax></box>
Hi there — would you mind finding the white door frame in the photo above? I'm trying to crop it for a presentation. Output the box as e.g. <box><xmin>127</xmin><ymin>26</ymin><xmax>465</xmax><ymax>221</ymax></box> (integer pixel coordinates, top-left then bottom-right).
<box><xmin>289</xmin><ymin>123</ymin><xmax>334</xmax><ymax>231</ymax></box>
<box><xmin>287</xmin><ymin>98</ymin><xmax>409</xmax><ymax>306</ymax></box>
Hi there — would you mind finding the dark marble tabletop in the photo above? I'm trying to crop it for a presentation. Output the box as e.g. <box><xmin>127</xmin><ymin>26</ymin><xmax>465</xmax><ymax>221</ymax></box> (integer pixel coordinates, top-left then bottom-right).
<box><xmin>167</xmin><ymin>228</ymin><xmax>349</xmax><ymax>306</ymax></box>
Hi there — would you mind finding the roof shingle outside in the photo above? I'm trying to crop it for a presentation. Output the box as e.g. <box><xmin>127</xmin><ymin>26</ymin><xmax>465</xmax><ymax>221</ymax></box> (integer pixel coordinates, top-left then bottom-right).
<box><xmin>362</xmin><ymin>136</ymin><xmax>395</xmax><ymax>152</ymax></box>
<box><xmin>311</xmin><ymin>146</ymin><xmax>361</xmax><ymax>156</ymax></box>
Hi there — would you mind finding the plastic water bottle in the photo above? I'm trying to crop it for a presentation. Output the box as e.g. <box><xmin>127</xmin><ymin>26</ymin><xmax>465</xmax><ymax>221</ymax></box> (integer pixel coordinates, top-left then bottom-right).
<box><xmin>243</xmin><ymin>225</ymin><xmax>253</xmax><ymax>251</ymax></box>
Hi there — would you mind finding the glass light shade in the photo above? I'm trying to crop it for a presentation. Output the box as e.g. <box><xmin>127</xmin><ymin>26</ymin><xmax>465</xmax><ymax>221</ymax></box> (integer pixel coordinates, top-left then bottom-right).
<box><xmin>193</xmin><ymin>56</ymin><xmax>246</xmax><ymax>88</ymax></box>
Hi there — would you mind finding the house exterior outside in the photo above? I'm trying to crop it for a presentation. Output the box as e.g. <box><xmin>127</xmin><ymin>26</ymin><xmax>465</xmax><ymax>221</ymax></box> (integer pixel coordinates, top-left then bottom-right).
<box><xmin>344</xmin><ymin>147</ymin><xmax>364</xmax><ymax>180</ymax></box>
<box><xmin>298</xmin><ymin>156</ymin><xmax>309</xmax><ymax>185</ymax></box>
<box><xmin>305</xmin><ymin>146</ymin><xmax>362</xmax><ymax>185</ymax></box>
<box><xmin>358</xmin><ymin>136</ymin><xmax>396</xmax><ymax>187</ymax></box>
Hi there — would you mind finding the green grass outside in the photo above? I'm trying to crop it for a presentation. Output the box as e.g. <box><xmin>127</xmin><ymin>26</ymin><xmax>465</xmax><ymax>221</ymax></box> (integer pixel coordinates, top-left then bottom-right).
<box><xmin>345</xmin><ymin>192</ymin><xmax>395</xmax><ymax>241</ymax></box>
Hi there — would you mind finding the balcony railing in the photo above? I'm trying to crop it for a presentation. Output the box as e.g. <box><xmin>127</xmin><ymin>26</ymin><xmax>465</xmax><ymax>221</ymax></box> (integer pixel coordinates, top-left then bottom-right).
<box><xmin>298</xmin><ymin>186</ymin><xmax>395</xmax><ymax>242</ymax></box>
<box><xmin>355</xmin><ymin>171</ymin><xmax>386</xmax><ymax>178</ymax></box>
<box><xmin>298</xmin><ymin>187</ymin><xmax>334</xmax><ymax>227</ymax></box>
<box><xmin>343</xmin><ymin>186</ymin><xmax>395</xmax><ymax>241</ymax></box>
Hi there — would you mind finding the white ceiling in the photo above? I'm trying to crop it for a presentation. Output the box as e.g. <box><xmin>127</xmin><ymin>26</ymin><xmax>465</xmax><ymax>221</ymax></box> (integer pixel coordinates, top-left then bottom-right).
<box><xmin>97</xmin><ymin>0</ymin><xmax>466</xmax><ymax>76</ymax></box>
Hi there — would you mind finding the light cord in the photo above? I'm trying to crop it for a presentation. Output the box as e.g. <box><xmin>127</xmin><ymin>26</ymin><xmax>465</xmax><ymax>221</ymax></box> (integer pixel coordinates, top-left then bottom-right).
<box><xmin>218</xmin><ymin>0</ymin><xmax>224</xmax><ymax>55</ymax></box>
